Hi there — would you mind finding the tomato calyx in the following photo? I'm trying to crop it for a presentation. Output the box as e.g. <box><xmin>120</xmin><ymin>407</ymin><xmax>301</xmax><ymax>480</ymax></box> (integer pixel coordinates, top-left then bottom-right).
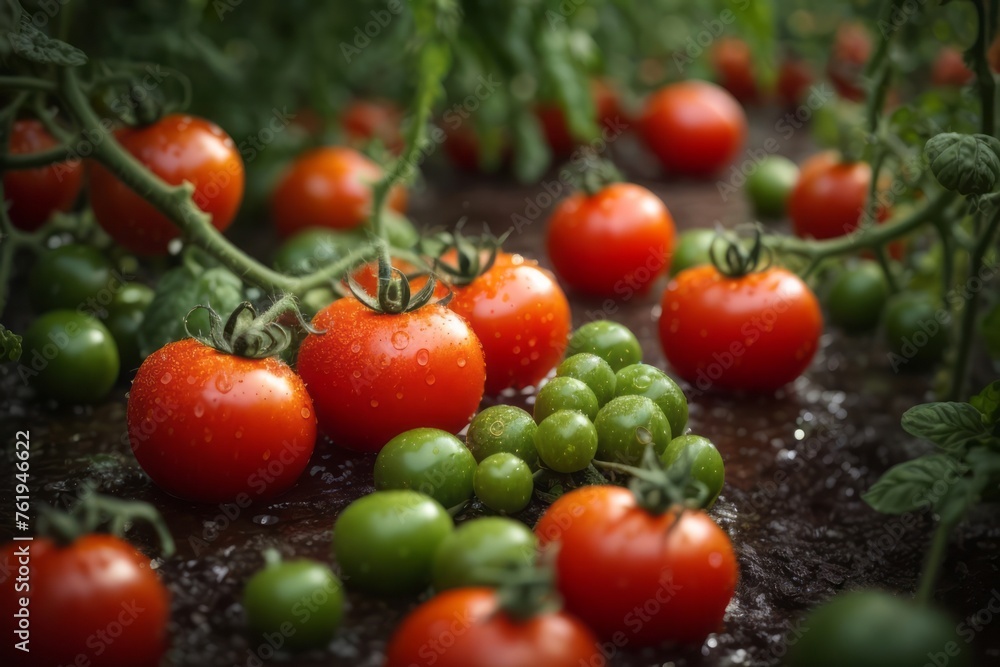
<box><xmin>347</xmin><ymin>241</ymin><xmax>451</xmax><ymax>313</ymax></box>
<box><xmin>594</xmin><ymin>446</ymin><xmax>713</xmax><ymax>514</ymax></box>
<box><xmin>709</xmin><ymin>223</ymin><xmax>773</xmax><ymax>278</ymax></box>
<box><xmin>491</xmin><ymin>558</ymin><xmax>563</xmax><ymax>622</ymax></box>
<box><xmin>37</xmin><ymin>482</ymin><xmax>176</xmax><ymax>555</ymax></box>
<box><xmin>185</xmin><ymin>294</ymin><xmax>317</xmax><ymax>359</ymax></box>
<box><xmin>569</xmin><ymin>157</ymin><xmax>623</xmax><ymax>196</ymax></box>
<box><xmin>425</xmin><ymin>221</ymin><xmax>509</xmax><ymax>286</ymax></box>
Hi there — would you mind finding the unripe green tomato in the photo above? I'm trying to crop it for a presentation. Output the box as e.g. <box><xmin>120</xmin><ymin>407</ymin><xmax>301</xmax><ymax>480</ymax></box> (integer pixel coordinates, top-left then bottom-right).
<box><xmin>556</xmin><ymin>353</ymin><xmax>616</xmax><ymax>406</ymax></box>
<box><xmin>466</xmin><ymin>405</ymin><xmax>538</xmax><ymax>468</ymax></box>
<box><xmin>474</xmin><ymin>453</ymin><xmax>534</xmax><ymax>514</ymax></box>
<box><xmin>534</xmin><ymin>410</ymin><xmax>598</xmax><ymax>473</ymax></box>
<box><xmin>826</xmin><ymin>261</ymin><xmax>889</xmax><ymax>335</ymax></box>
<box><xmin>661</xmin><ymin>435</ymin><xmax>725</xmax><ymax>507</ymax></box>
<box><xmin>745</xmin><ymin>155</ymin><xmax>799</xmax><ymax>218</ymax></box>
<box><xmin>431</xmin><ymin>517</ymin><xmax>537</xmax><ymax>591</ymax></box>
<box><xmin>29</xmin><ymin>244</ymin><xmax>115</xmax><ymax>313</ymax></box>
<box><xmin>533</xmin><ymin>376</ymin><xmax>600</xmax><ymax>423</ymax></box>
<box><xmin>103</xmin><ymin>283</ymin><xmax>154</xmax><ymax>372</ymax></box>
<box><xmin>22</xmin><ymin>310</ymin><xmax>119</xmax><ymax>403</ymax></box>
<box><xmin>594</xmin><ymin>395</ymin><xmax>671</xmax><ymax>466</ymax></box>
<box><xmin>670</xmin><ymin>229</ymin><xmax>716</xmax><ymax>277</ymax></box>
<box><xmin>565</xmin><ymin>320</ymin><xmax>642</xmax><ymax>372</ymax></box>
<box><xmin>614</xmin><ymin>363</ymin><xmax>688</xmax><ymax>439</ymax></box>
<box><xmin>374</xmin><ymin>428</ymin><xmax>477</xmax><ymax>508</ymax></box>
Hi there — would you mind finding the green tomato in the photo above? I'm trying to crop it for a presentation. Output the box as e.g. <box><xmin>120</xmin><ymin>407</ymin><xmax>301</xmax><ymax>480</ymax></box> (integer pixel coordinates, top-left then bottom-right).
<box><xmin>102</xmin><ymin>283</ymin><xmax>154</xmax><ymax>372</ymax></box>
<box><xmin>661</xmin><ymin>435</ymin><xmax>725</xmax><ymax>508</ymax></box>
<box><xmin>332</xmin><ymin>490</ymin><xmax>453</xmax><ymax>595</ymax></box>
<box><xmin>884</xmin><ymin>292</ymin><xmax>949</xmax><ymax>370</ymax></box>
<box><xmin>21</xmin><ymin>310</ymin><xmax>119</xmax><ymax>403</ymax></box>
<box><xmin>272</xmin><ymin>228</ymin><xmax>362</xmax><ymax>275</ymax></box>
<box><xmin>745</xmin><ymin>155</ymin><xmax>799</xmax><ymax>218</ymax></box>
<box><xmin>431</xmin><ymin>517</ymin><xmax>537</xmax><ymax>591</ymax></box>
<box><xmin>565</xmin><ymin>320</ymin><xmax>642</xmax><ymax>372</ymax></box>
<box><xmin>533</xmin><ymin>376</ymin><xmax>599</xmax><ymax>423</ymax></box>
<box><xmin>374</xmin><ymin>428</ymin><xmax>477</xmax><ymax>509</ymax></box>
<box><xmin>827</xmin><ymin>261</ymin><xmax>889</xmax><ymax>335</ymax></box>
<box><xmin>787</xmin><ymin>591</ymin><xmax>971</xmax><ymax>667</ymax></box>
<box><xmin>556</xmin><ymin>353</ymin><xmax>616</xmax><ymax>406</ymax></box>
<box><xmin>670</xmin><ymin>229</ymin><xmax>716</xmax><ymax>277</ymax></box>
<box><xmin>243</xmin><ymin>556</ymin><xmax>344</xmax><ymax>651</ymax></box>
<box><xmin>534</xmin><ymin>410</ymin><xmax>598</xmax><ymax>474</ymax></box>
<box><xmin>29</xmin><ymin>244</ymin><xmax>114</xmax><ymax>313</ymax></box>
<box><xmin>466</xmin><ymin>405</ymin><xmax>538</xmax><ymax>468</ymax></box>
<box><xmin>474</xmin><ymin>453</ymin><xmax>534</xmax><ymax>515</ymax></box>
<box><xmin>614</xmin><ymin>363</ymin><xmax>688</xmax><ymax>439</ymax></box>
<box><xmin>594</xmin><ymin>395</ymin><xmax>671</xmax><ymax>466</ymax></box>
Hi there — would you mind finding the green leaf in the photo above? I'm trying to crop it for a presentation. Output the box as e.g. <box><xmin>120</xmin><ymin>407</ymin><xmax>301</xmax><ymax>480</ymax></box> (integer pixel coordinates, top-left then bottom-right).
<box><xmin>971</xmin><ymin>381</ymin><xmax>1000</xmax><ymax>428</ymax></box>
<box><xmin>925</xmin><ymin>133</ymin><xmax>1000</xmax><ymax>196</ymax></box>
<box><xmin>863</xmin><ymin>454</ymin><xmax>967</xmax><ymax>515</ymax></box>
<box><xmin>901</xmin><ymin>402</ymin><xmax>987</xmax><ymax>452</ymax></box>
<box><xmin>8</xmin><ymin>21</ymin><xmax>87</xmax><ymax>67</ymax></box>
<box><xmin>511</xmin><ymin>107</ymin><xmax>550</xmax><ymax>183</ymax></box>
<box><xmin>537</xmin><ymin>24</ymin><xmax>595</xmax><ymax>143</ymax></box>
<box><xmin>0</xmin><ymin>325</ymin><xmax>22</xmax><ymax>362</ymax></box>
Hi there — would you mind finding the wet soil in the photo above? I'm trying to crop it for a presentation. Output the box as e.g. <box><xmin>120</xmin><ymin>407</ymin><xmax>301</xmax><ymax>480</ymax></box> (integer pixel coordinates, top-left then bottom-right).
<box><xmin>2</xmin><ymin>111</ymin><xmax>999</xmax><ymax>667</ymax></box>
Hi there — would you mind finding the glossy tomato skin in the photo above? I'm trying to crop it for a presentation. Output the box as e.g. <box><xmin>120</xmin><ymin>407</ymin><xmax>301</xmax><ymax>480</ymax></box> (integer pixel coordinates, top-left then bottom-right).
<box><xmin>297</xmin><ymin>297</ymin><xmax>486</xmax><ymax>451</ymax></box>
<box><xmin>3</xmin><ymin>119</ymin><xmax>83</xmax><ymax>231</ymax></box>
<box><xmin>547</xmin><ymin>183</ymin><xmax>676</xmax><ymax>297</ymax></box>
<box><xmin>340</xmin><ymin>99</ymin><xmax>404</xmax><ymax>153</ymax></box>
<box><xmin>271</xmin><ymin>146</ymin><xmax>406</xmax><ymax>237</ymax></box>
<box><xmin>127</xmin><ymin>338</ymin><xmax>316</xmax><ymax>503</ymax></box>
<box><xmin>659</xmin><ymin>265</ymin><xmax>823</xmax><ymax>392</ymax></box>
<box><xmin>0</xmin><ymin>535</ymin><xmax>170</xmax><ymax>667</ymax></box>
<box><xmin>384</xmin><ymin>587</ymin><xmax>602</xmax><ymax>667</ymax></box>
<box><xmin>788</xmin><ymin>154</ymin><xmax>886</xmax><ymax>240</ymax></box>
<box><xmin>536</xmin><ymin>485</ymin><xmax>738</xmax><ymax>645</ymax></box>
<box><xmin>449</xmin><ymin>253</ymin><xmax>571</xmax><ymax>394</ymax></box>
<box><xmin>640</xmin><ymin>81</ymin><xmax>746</xmax><ymax>177</ymax></box>
<box><xmin>89</xmin><ymin>114</ymin><xmax>244</xmax><ymax>255</ymax></box>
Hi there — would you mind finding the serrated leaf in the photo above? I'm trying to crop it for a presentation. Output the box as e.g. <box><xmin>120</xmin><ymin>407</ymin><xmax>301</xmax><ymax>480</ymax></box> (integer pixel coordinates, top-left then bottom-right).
<box><xmin>1</xmin><ymin>325</ymin><xmax>22</xmax><ymax>362</ymax></box>
<box><xmin>901</xmin><ymin>402</ymin><xmax>987</xmax><ymax>452</ymax></box>
<box><xmin>925</xmin><ymin>133</ymin><xmax>1000</xmax><ymax>196</ymax></box>
<box><xmin>863</xmin><ymin>454</ymin><xmax>966</xmax><ymax>514</ymax></box>
<box><xmin>971</xmin><ymin>381</ymin><xmax>1000</xmax><ymax>429</ymax></box>
<box><xmin>9</xmin><ymin>21</ymin><xmax>87</xmax><ymax>67</ymax></box>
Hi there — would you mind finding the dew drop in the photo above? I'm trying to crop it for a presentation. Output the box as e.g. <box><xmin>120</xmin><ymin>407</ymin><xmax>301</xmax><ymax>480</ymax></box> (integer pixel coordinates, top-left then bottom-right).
<box><xmin>252</xmin><ymin>514</ymin><xmax>279</xmax><ymax>526</ymax></box>
<box><xmin>489</xmin><ymin>420</ymin><xmax>505</xmax><ymax>437</ymax></box>
<box><xmin>416</xmin><ymin>349</ymin><xmax>430</xmax><ymax>366</ymax></box>
<box><xmin>457</xmin><ymin>358</ymin><xmax>467</xmax><ymax>368</ymax></box>
<box><xmin>353</xmin><ymin>370</ymin><xmax>362</xmax><ymax>379</ymax></box>
<box><xmin>234</xmin><ymin>430</ymin><xmax>243</xmax><ymax>439</ymax></box>
<box><xmin>370</xmin><ymin>399</ymin><xmax>380</xmax><ymax>408</ymax></box>
<box><xmin>391</xmin><ymin>331</ymin><xmax>410</xmax><ymax>350</ymax></box>
<box><xmin>633</xmin><ymin>374</ymin><xmax>652</xmax><ymax>389</ymax></box>
<box><xmin>186</xmin><ymin>375</ymin><xmax>197</xmax><ymax>385</ymax></box>
<box><xmin>351</xmin><ymin>341</ymin><xmax>362</xmax><ymax>354</ymax></box>
<box><xmin>396</xmin><ymin>392</ymin><xmax>404</xmax><ymax>399</ymax></box>
<box><xmin>215</xmin><ymin>373</ymin><xmax>233</xmax><ymax>393</ymax></box>
<box><xmin>635</xmin><ymin>426</ymin><xmax>653</xmax><ymax>445</ymax></box>
<box><xmin>193</xmin><ymin>403</ymin><xmax>205</xmax><ymax>418</ymax></box>
<box><xmin>160</xmin><ymin>372</ymin><xmax>173</xmax><ymax>385</ymax></box>
<box><xmin>301</xmin><ymin>407</ymin><xmax>311</xmax><ymax>419</ymax></box>
<box><xmin>425</xmin><ymin>374</ymin><xmax>436</xmax><ymax>386</ymax></box>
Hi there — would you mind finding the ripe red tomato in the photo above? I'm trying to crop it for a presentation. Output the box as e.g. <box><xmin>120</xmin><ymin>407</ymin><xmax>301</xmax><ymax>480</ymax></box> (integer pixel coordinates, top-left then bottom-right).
<box><xmin>127</xmin><ymin>338</ymin><xmax>316</xmax><ymax>503</ymax></box>
<box><xmin>89</xmin><ymin>114</ymin><xmax>244</xmax><ymax>255</ymax></box>
<box><xmin>449</xmin><ymin>252</ymin><xmax>571</xmax><ymax>394</ymax></box>
<box><xmin>711</xmin><ymin>37</ymin><xmax>758</xmax><ymax>103</ymax></box>
<box><xmin>3</xmin><ymin>119</ymin><xmax>83</xmax><ymax>231</ymax></box>
<box><xmin>340</xmin><ymin>99</ymin><xmax>404</xmax><ymax>153</ymax></box>
<box><xmin>788</xmin><ymin>153</ymin><xmax>887</xmax><ymax>240</ymax></box>
<box><xmin>639</xmin><ymin>80</ymin><xmax>746</xmax><ymax>177</ymax></box>
<box><xmin>535</xmin><ymin>485</ymin><xmax>738</xmax><ymax>645</ymax></box>
<box><xmin>536</xmin><ymin>79</ymin><xmax>624</xmax><ymax>156</ymax></box>
<box><xmin>827</xmin><ymin>23</ymin><xmax>872</xmax><ymax>101</ymax></box>
<box><xmin>441</xmin><ymin>123</ymin><xmax>510</xmax><ymax>173</ymax></box>
<box><xmin>297</xmin><ymin>297</ymin><xmax>486</xmax><ymax>451</ymax></box>
<box><xmin>990</xmin><ymin>35</ymin><xmax>1000</xmax><ymax>73</ymax></box>
<box><xmin>271</xmin><ymin>146</ymin><xmax>407</xmax><ymax>237</ymax></box>
<box><xmin>658</xmin><ymin>264</ymin><xmax>823</xmax><ymax>392</ymax></box>
<box><xmin>384</xmin><ymin>587</ymin><xmax>602</xmax><ymax>667</ymax></box>
<box><xmin>546</xmin><ymin>182</ymin><xmax>676</xmax><ymax>297</ymax></box>
<box><xmin>0</xmin><ymin>535</ymin><xmax>170</xmax><ymax>667</ymax></box>
<box><xmin>776</xmin><ymin>58</ymin><xmax>814</xmax><ymax>107</ymax></box>
<box><xmin>931</xmin><ymin>47</ymin><xmax>973</xmax><ymax>88</ymax></box>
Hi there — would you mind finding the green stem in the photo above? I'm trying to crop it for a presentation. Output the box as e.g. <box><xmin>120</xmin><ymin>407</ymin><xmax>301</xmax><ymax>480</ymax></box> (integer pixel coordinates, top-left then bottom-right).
<box><xmin>932</xmin><ymin>218</ymin><xmax>957</xmax><ymax>304</ymax></box>
<box><xmin>873</xmin><ymin>245</ymin><xmax>900</xmax><ymax>294</ymax></box>
<box><xmin>0</xmin><ymin>142</ymin><xmax>76</xmax><ymax>169</ymax></box>
<box><xmin>0</xmin><ymin>76</ymin><xmax>57</xmax><ymax>93</ymax></box>
<box><xmin>972</xmin><ymin>0</ymin><xmax>996</xmax><ymax>137</ymax></box>
<box><xmin>915</xmin><ymin>519</ymin><xmax>954</xmax><ymax>605</ymax></box>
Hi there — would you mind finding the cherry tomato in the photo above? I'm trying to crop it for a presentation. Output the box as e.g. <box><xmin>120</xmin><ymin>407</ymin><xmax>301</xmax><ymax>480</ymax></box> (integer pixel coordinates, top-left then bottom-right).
<box><xmin>661</xmin><ymin>434</ymin><xmax>725</xmax><ymax>507</ymax></box>
<box><xmin>670</xmin><ymin>228</ymin><xmax>716</xmax><ymax>277</ymax></box>
<box><xmin>613</xmin><ymin>363</ymin><xmax>688</xmax><ymax>439</ymax></box>
<box><xmin>745</xmin><ymin>155</ymin><xmax>799</xmax><ymax>218</ymax></box>
<box><xmin>884</xmin><ymin>292</ymin><xmax>949</xmax><ymax>370</ymax></box>
<box><xmin>826</xmin><ymin>261</ymin><xmax>889</xmax><ymax>334</ymax></box>
<box><xmin>22</xmin><ymin>310</ymin><xmax>119</xmax><ymax>403</ymax></box>
<box><xmin>827</xmin><ymin>23</ymin><xmax>872</xmax><ymax>101</ymax></box>
<box><xmin>441</xmin><ymin>123</ymin><xmax>510</xmax><ymax>172</ymax></box>
<box><xmin>556</xmin><ymin>353</ymin><xmax>616</xmax><ymax>406</ymax></box>
<box><xmin>89</xmin><ymin>114</ymin><xmax>244</xmax><ymax>255</ymax></box>
<box><xmin>788</xmin><ymin>153</ymin><xmax>888</xmax><ymax>240</ymax></box>
<box><xmin>535</xmin><ymin>485</ymin><xmax>738</xmax><ymax>645</ymax></box>
<box><xmin>103</xmin><ymin>282</ymin><xmax>155</xmax><ymax>372</ymax></box>
<box><xmin>0</xmin><ymin>535</ymin><xmax>170</xmax><ymax>667</ymax></box>
<box><xmin>594</xmin><ymin>395</ymin><xmax>671</xmax><ymax>466</ymax></box>
<box><xmin>474</xmin><ymin>453</ymin><xmax>535</xmax><ymax>515</ymax></box>
<box><xmin>2</xmin><ymin>119</ymin><xmax>83</xmax><ymax>231</ymax></box>
<box><xmin>776</xmin><ymin>58</ymin><xmax>815</xmax><ymax>108</ymax></box>
<box><xmin>449</xmin><ymin>252</ymin><xmax>571</xmax><ymax>394</ymax></box>
<box><xmin>931</xmin><ymin>47</ymin><xmax>973</xmax><ymax>88</ymax></box>
<box><xmin>466</xmin><ymin>405</ymin><xmax>538</xmax><ymax>468</ymax></box>
<box><xmin>431</xmin><ymin>517</ymin><xmax>537</xmax><ymax>590</ymax></box>
<box><xmin>639</xmin><ymin>80</ymin><xmax>747</xmax><ymax>177</ymax></box>
<box><xmin>340</xmin><ymin>98</ymin><xmax>404</xmax><ymax>153</ymax></box>
<box><xmin>374</xmin><ymin>428</ymin><xmax>477</xmax><ymax>508</ymax></box>
<box><xmin>990</xmin><ymin>35</ymin><xmax>1000</xmax><ymax>73</ymax></box>
<box><xmin>384</xmin><ymin>587</ymin><xmax>602</xmax><ymax>667</ymax></box>
<box><xmin>271</xmin><ymin>146</ymin><xmax>406</xmax><ymax>237</ymax></box>
<box><xmin>534</xmin><ymin>376</ymin><xmax>599</xmax><ymax>423</ymax></box>
<box><xmin>127</xmin><ymin>338</ymin><xmax>316</xmax><ymax>503</ymax></box>
<box><xmin>536</xmin><ymin>79</ymin><xmax>623</xmax><ymax>155</ymax></box>
<box><xmin>658</xmin><ymin>265</ymin><xmax>823</xmax><ymax>392</ymax></box>
<box><xmin>333</xmin><ymin>490</ymin><xmax>453</xmax><ymax>595</ymax></box>
<box><xmin>534</xmin><ymin>410</ymin><xmax>598</xmax><ymax>474</ymax></box>
<box><xmin>565</xmin><ymin>320</ymin><xmax>642</xmax><ymax>372</ymax></box>
<box><xmin>28</xmin><ymin>244</ymin><xmax>114</xmax><ymax>313</ymax></box>
<box><xmin>546</xmin><ymin>182</ymin><xmax>676</xmax><ymax>297</ymax></box>
<box><xmin>711</xmin><ymin>37</ymin><xmax>757</xmax><ymax>103</ymax></box>
<box><xmin>297</xmin><ymin>297</ymin><xmax>486</xmax><ymax>451</ymax></box>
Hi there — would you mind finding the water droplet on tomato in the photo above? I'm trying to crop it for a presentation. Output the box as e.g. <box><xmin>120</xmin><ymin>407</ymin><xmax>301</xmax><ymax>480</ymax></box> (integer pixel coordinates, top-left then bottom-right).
<box><xmin>300</xmin><ymin>407</ymin><xmax>311</xmax><ymax>419</ymax></box>
<box><xmin>370</xmin><ymin>399</ymin><xmax>379</xmax><ymax>408</ymax></box>
<box><xmin>193</xmin><ymin>403</ymin><xmax>205</xmax><ymax>418</ymax></box>
<box><xmin>351</xmin><ymin>341</ymin><xmax>362</xmax><ymax>354</ymax></box>
<box><xmin>416</xmin><ymin>349</ymin><xmax>430</xmax><ymax>366</ymax></box>
<box><xmin>489</xmin><ymin>421</ymin><xmax>505</xmax><ymax>437</ymax></box>
<box><xmin>396</xmin><ymin>392</ymin><xmax>404</xmax><ymax>399</ymax></box>
<box><xmin>353</xmin><ymin>370</ymin><xmax>362</xmax><ymax>379</ymax></box>
<box><xmin>186</xmin><ymin>375</ymin><xmax>197</xmax><ymax>385</ymax></box>
<box><xmin>391</xmin><ymin>331</ymin><xmax>410</xmax><ymax>350</ymax></box>
<box><xmin>160</xmin><ymin>372</ymin><xmax>172</xmax><ymax>384</ymax></box>
<box><xmin>633</xmin><ymin>374</ymin><xmax>652</xmax><ymax>389</ymax></box>
<box><xmin>635</xmin><ymin>427</ymin><xmax>653</xmax><ymax>445</ymax></box>
<box><xmin>215</xmin><ymin>373</ymin><xmax>233</xmax><ymax>393</ymax></box>
<box><xmin>708</xmin><ymin>552</ymin><xmax>723</xmax><ymax>568</ymax></box>
<box><xmin>425</xmin><ymin>374</ymin><xmax>436</xmax><ymax>386</ymax></box>
<box><xmin>457</xmin><ymin>358</ymin><xmax>466</xmax><ymax>368</ymax></box>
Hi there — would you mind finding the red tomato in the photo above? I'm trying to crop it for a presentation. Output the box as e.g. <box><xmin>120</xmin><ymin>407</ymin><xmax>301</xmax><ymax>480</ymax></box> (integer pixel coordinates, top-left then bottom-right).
<box><xmin>271</xmin><ymin>146</ymin><xmax>407</xmax><ymax>237</ymax></box>
<box><xmin>340</xmin><ymin>99</ymin><xmax>404</xmax><ymax>153</ymax></box>
<box><xmin>639</xmin><ymin>81</ymin><xmax>746</xmax><ymax>177</ymax></box>
<box><xmin>931</xmin><ymin>47</ymin><xmax>973</xmax><ymax>88</ymax></box>
<box><xmin>0</xmin><ymin>535</ymin><xmax>170</xmax><ymax>667</ymax></box>
<box><xmin>384</xmin><ymin>587</ymin><xmax>602</xmax><ymax>667</ymax></box>
<box><xmin>89</xmin><ymin>114</ymin><xmax>244</xmax><ymax>255</ymax></box>
<box><xmin>3</xmin><ymin>119</ymin><xmax>83</xmax><ymax>231</ymax></box>
<box><xmin>827</xmin><ymin>23</ymin><xmax>872</xmax><ymax>101</ymax></box>
<box><xmin>441</xmin><ymin>123</ymin><xmax>510</xmax><ymax>173</ymax></box>
<box><xmin>990</xmin><ymin>35</ymin><xmax>1000</xmax><ymax>73</ymax></box>
<box><xmin>536</xmin><ymin>79</ymin><xmax>624</xmax><ymax>156</ymax></box>
<box><xmin>658</xmin><ymin>264</ymin><xmax>822</xmax><ymax>392</ymax></box>
<box><xmin>788</xmin><ymin>154</ymin><xmax>887</xmax><ymax>240</ymax></box>
<box><xmin>711</xmin><ymin>37</ymin><xmax>758</xmax><ymax>103</ymax></box>
<box><xmin>776</xmin><ymin>58</ymin><xmax>815</xmax><ymax>108</ymax></box>
<box><xmin>546</xmin><ymin>182</ymin><xmax>676</xmax><ymax>297</ymax></box>
<box><xmin>127</xmin><ymin>338</ymin><xmax>316</xmax><ymax>503</ymax></box>
<box><xmin>297</xmin><ymin>297</ymin><xmax>486</xmax><ymax>451</ymax></box>
<box><xmin>449</xmin><ymin>252</ymin><xmax>571</xmax><ymax>394</ymax></box>
<box><xmin>535</xmin><ymin>485</ymin><xmax>738</xmax><ymax>645</ymax></box>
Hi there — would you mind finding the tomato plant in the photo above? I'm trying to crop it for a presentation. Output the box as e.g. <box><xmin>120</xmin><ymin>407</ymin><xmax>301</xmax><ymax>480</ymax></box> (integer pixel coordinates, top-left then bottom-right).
<box><xmin>2</xmin><ymin>119</ymin><xmax>83</xmax><ymax>231</ymax></box>
<box><xmin>788</xmin><ymin>152</ymin><xmax>888</xmax><ymax>240</ymax></box>
<box><xmin>22</xmin><ymin>310</ymin><xmax>119</xmax><ymax>403</ymax></box>
<box><xmin>535</xmin><ymin>485</ymin><xmax>738</xmax><ymax>644</ymax></box>
<box><xmin>89</xmin><ymin>114</ymin><xmax>244</xmax><ymax>255</ymax></box>
<box><xmin>546</xmin><ymin>181</ymin><xmax>676</xmax><ymax>297</ymax></box>
<box><xmin>374</xmin><ymin>427</ymin><xmax>477</xmax><ymax>508</ymax></box>
<box><xmin>639</xmin><ymin>80</ymin><xmax>746</xmax><ymax>177</ymax></box>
